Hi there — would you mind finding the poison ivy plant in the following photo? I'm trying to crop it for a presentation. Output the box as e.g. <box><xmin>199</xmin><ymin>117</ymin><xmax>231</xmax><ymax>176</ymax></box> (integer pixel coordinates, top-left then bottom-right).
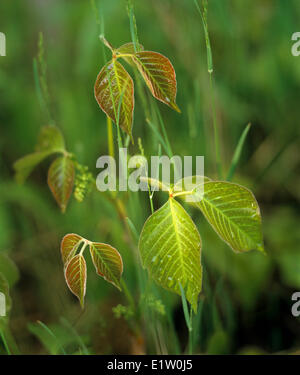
<box><xmin>139</xmin><ymin>176</ymin><xmax>264</xmax><ymax>310</ymax></box>
<box><xmin>13</xmin><ymin>125</ymin><xmax>93</xmax><ymax>212</ymax></box>
<box><xmin>14</xmin><ymin>32</ymin><xmax>266</xmax><ymax>327</ymax></box>
<box><xmin>61</xmin><ymin>234</ymin><xmax>123</xmax><ymax>308</ymax></box>
<box><xmin>94</xmin><ymin>39</ymin><xmax>180</xmax><ymax>139</ymax></box>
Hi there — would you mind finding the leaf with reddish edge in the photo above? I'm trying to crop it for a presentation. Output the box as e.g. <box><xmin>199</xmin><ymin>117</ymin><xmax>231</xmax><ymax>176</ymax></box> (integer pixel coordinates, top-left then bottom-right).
<box><xmin>94</xmin><ymin>59</ymin><xmax>134</xmax><ymax>138</ymax></box>
<box><xmin>61</xmin><ymin>233</ymin><xmax>83</xmax><ymax>266</ymax></box>
<box><xmin>64</xmin><ymin>254</ymin><xmax>86</xmax><ymax>308</ymax></box>
<box><xmin>132</xmin><ymin>51</ymin><xmax>180</xmax><ymax>112</ymax></box>
<box><xmin>89</xmin><ymin>242</ymin><xmax>123</xmax><ymax>290</ymax></box>
<box><xmin>47</xmin><ymin>156</ymin><xmax>75</xmax><ymax>213</ymax></box>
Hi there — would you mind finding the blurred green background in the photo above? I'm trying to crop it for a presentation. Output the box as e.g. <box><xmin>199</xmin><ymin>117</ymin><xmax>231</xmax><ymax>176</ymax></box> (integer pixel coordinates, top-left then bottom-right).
<box><xmin>0</xmin><ymin>0</ymin><xmax>300</xmax><ymax>354</ymax></box>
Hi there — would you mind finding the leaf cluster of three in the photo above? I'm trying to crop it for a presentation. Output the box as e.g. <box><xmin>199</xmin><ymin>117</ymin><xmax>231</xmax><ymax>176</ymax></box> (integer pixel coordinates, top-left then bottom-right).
<box><xmin>13</xmin><ymin>41</ymin><xmax>265</xmax><ymax>311</ymax></box>
<box><xmin>94</xmin><ymin>42</ymin><xmax>181</xmax><ymax>140</ymax></box>
<box><xmin>13</xmin><ymin>126</ymin><xmax>74</xmax><ymax>213</ymax></box>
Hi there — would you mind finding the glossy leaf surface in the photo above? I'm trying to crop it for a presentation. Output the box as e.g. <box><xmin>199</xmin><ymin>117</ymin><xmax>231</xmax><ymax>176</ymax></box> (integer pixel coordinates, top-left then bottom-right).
<box><xmin>89</xmin><ymin>242</ymin><xmax>123</xmax><ymax>290</ymax></box>
<box><xmin>94</xmin><ymin>59</ymin><xmax>134</xmax><ymax>137</ymax></box>
<box><xmin>139</xmin><ymin>198</ymin><xmax>202</xmax><ymax>312</ymax></box>
<box><xmin>133</xmin><ymin>51</ymin><xmax>180</xmax><ymax>112</ymax></box>
<box><xmin>64</xmin><ymin>254</ymin><xmax>86</xmax><ymax>308</ymax></box>
<box><xmin>47</xmin><ymin>156</ymin><xmax>75</xmax><ymax>213</ymax></box>
<box><xmin>61</xmin><ymin>233</ymin><xmax>83</xmax><ymax>266</ymax></box>
<box><xmin>194</xmin><ymin>181</ymin><xmax>264</xmax><ymax>253</ymax></box>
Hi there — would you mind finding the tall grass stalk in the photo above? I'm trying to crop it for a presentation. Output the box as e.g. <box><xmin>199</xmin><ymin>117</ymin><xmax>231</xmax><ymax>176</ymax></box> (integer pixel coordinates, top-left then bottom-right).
<box><xmin>194</xmin><ymin>0</ymin><xmax>223</xmax><ymax>178</ymax></box>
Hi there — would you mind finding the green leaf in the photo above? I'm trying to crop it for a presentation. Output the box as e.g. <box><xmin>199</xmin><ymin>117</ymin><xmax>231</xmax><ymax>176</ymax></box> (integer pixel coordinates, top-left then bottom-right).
<box><xmin>89</xmin><ymin>242</ymin><xmax>123</xmax><ymax>290</ymax></box>
<box><xmin>47</xmin><ymin>156</ymin><xmax>75</xmax><ymax>213</ymax></box>
<box><xmin>13</xmin><ymin>125</ymin><xmax>65</xmax><ymax>184</ymax></box>
<box><xmin>116</xmin><ymin>42</ymin><xmax>144</xmax><ymax>67</ymax></box>
<box><xmin>36</xmin><ymin>125</ymin><xmax>65</xmax><ymax>153</ymax></box>
<box><xmin>94</xmin><ymin>59</ymin><xmax>134</xmax><ymax>138</ymax></box>
<box><xmin>60</xmin><ymin>234</ymin><xmax>124</xmax><ymax>307</ymax></box>
<box><xmin>61</xmin><ymin>233</ymin><xmax>83</xmax><ymax>266</ymax></box>
<box><xmin>139</xmin><ymin>198</ymin><xmax>202</xmax><ymax>312</ymax></box>
<box><xmin>133</xmin><ymin>51</ymin><xmax>180</xmax><ymax>112</ymax></box>
<box><xmin>193</xmin><ymin>181</ymin><xmax>264</xmax><ymax>253</ymax></box>
<box><xmin>116</xmin><ymin>42</ymin><xmax>144</xmax><ymax>55</ymax></box>
<box><xmin>27</xmin><ymin>321</ymin><xmax>66</xmax><ymax>355</ymax></box>
<box><xmin>13</xmin><ymin>151</ymin><xmax>53</xmax><ymax>184</ymax></box>
<box><xmin>64</xmin><ymin>255</ymin><xmax>86</xmax><ymax>308</ymax></box>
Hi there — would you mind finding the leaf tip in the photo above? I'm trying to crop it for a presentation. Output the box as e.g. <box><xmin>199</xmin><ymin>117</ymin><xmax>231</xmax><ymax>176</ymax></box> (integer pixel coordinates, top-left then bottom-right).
<box><xmin>171</xmin><ymin>102</ymin><xmax>181</xmax><ymax>113</ymax></box>
<box><xmin>258</xmin><ymin>244</ymin><xmax>266</xmax><ymax>255</ymax></box>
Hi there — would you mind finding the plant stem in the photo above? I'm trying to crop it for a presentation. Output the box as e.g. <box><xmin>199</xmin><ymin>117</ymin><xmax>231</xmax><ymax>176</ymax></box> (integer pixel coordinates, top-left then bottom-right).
<box><xmin>0</xmin><ymin>330</ymin><xmax>11</xmax><ymax>355</ymax></box>
<box><xmin>0</xmin><ymin>326</ymin><xmax>20</xmax><ymax>354</ymax></box>
<box><xmin>194</xmin><ymin>0</ymin><xmax>223</xmax><ymax>178</ymax></box>
<box><xmin>107</xmin><ymin>116</ymin><xmax>115</xmax><ymax>158</ymax></box>
<box><xmin>188</xmin><ymin>326</ymin><xmax>193</xmax><ymax>355</ymax></box>
<box><xmin>155</xmin><ymin>104</ymin><xmax>173</xmax><ymax>158</ymax></box>
<box><xmin>79</xmin><ymin>241</ymin><xmax>88</xmax><ymax>256</ymax></box>
<box><xmin>121</xmin><ymin>278</ymin><xmax>135</xmax><ymax>312</ymax></box>
<box><xmin>172</xmin><ymin>190</ymin><xmax>194</xmax><ymax>198</ymax></box>
<box><xmin>179</xmin><ymin>283</ymin><xmax>193</xmax><ymax>354</ymax></box>
<box><xmin>209</xmin><ymin>74</ymin><xmax>222</xmax><ymax>179</ymax></box>
<box><xmin>99</xmin><ymin>34</ymin><xmax>114</xmax><ymax>52</ymax></box>
<box><xmin>188</xmin><ymin>308</ymin><xmax>194</xmax><ymax>355</ymax></box>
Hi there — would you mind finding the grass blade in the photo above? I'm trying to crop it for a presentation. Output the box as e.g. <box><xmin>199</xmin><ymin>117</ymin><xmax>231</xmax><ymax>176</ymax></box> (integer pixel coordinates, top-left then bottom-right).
<box><xmin>179</xmin><ymin>282</ymin><xmax>191</xmax><ymax>332</ymax></box>
<box><xmin>226</xmin><ymin>123</ymin><xmax>251</xmax><ymax>181</ymax></box>
<box><xmin>37</xmin><ymin>320</ymin><xmax>66</xmax><ymax>355</ymax></box>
